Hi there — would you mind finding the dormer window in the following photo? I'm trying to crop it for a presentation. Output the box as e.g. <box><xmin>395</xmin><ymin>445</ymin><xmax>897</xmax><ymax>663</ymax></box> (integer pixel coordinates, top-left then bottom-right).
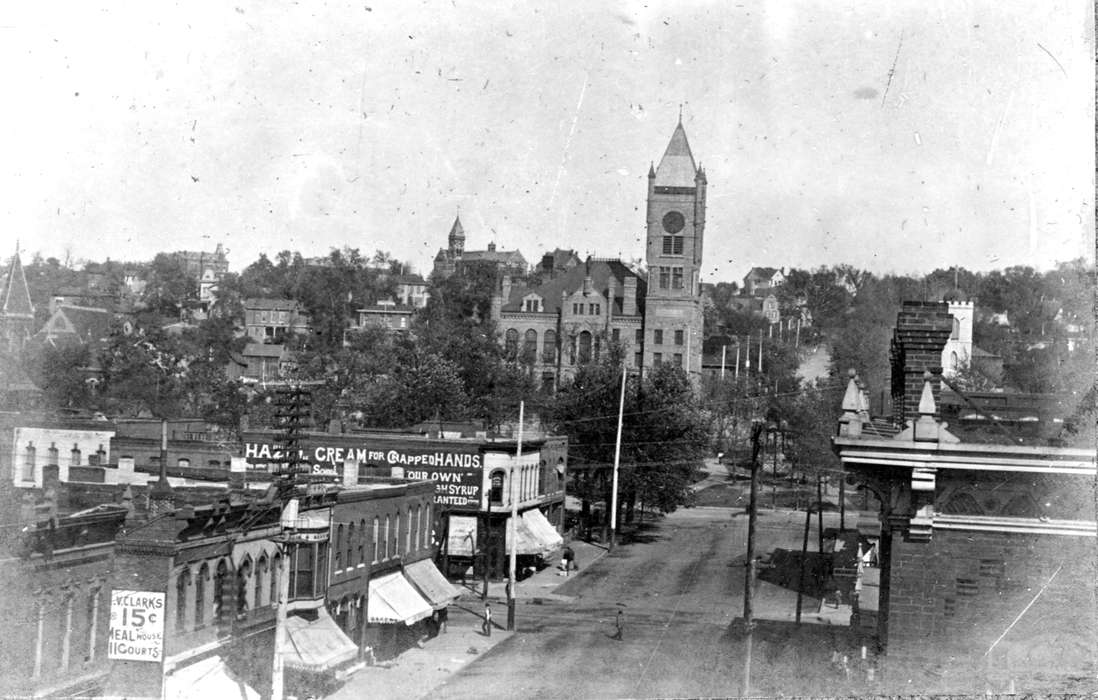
<box><xmin>523</xmin><ymin>295</ymin><xmax>543</xmax><ymax>313</ymax></box>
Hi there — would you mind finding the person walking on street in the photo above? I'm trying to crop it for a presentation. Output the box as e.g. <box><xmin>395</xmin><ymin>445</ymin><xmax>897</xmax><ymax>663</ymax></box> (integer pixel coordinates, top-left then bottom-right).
<box><xmin>482</xmin><ymin>602</ymin><xmax>492</xmax><ymax>637</ymax></box>
<box><xmin>438</xmin><ymin>605</ymin><xmax>448</xmax><ymax>634</ymax></box>
<box><xmin>612</xmin><ymin>609</ymin><xmax>624</xmax><ymax>641</ymax></box>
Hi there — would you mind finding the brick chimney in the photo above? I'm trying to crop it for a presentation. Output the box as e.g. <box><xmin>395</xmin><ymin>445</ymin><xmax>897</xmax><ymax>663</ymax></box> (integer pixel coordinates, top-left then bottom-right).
<box><xmin>622</xmin><ymin>276</ymin><xmax>637</xmax><ymax>316</ymax></box>
<box><xmin>890</xmin><ymin>301</ymin><xmax>953</xmax><ymax>426</ymax></box>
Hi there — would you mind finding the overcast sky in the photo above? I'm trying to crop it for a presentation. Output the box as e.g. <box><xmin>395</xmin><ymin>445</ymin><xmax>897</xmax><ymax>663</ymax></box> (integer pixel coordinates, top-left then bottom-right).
<box><xmin>1</xmin><ymin>1</ymin><xmax>1093</xmax><ymax>283</ymax></box>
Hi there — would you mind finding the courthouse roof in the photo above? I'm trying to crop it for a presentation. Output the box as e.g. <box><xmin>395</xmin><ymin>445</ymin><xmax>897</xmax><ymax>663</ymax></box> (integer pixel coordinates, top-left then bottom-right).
<box><xmin>501</xmin><ymin>259</ymin><xmax>643</xmax><ymax>316</ymax></box>
<box><xmin>654</xmin><ymin>122</ymin><xmax>699</xmax><ymax>188</ymax></box>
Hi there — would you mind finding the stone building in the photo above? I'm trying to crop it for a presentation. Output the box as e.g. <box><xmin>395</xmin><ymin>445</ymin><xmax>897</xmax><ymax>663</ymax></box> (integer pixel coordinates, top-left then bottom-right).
<box><xmin>490</xmin><ymin>120</ymin><xmax>707</xmax><ymax>389</ymax></box>
<box><xmin>833</xmin><ymin>300</ymin><xmax>1097</xmax><ymax>685</ymax></box>
<box><xmin>432</xmin><ymin>216</ymin><xmax>527</xmax><ymax>280</ymax></box>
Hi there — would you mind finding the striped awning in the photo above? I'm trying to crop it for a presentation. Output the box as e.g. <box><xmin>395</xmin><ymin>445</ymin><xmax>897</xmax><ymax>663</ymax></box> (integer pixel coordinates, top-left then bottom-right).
<box><xmin>404</xmin><ymin>558</ymin><xmax>461</xmax><ymax>610</ymax></box>
<box><xmin>367</xmin><ymin>571</ymin><xmax>434</xmax><ymax>625</ymax></box>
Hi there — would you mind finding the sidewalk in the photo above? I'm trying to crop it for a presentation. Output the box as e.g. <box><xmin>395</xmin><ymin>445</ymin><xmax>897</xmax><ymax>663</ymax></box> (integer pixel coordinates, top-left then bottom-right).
<box><xmin>326</xmin><ymin>540</ymin><xmax>607</xmax><ymax>700</ymax></box>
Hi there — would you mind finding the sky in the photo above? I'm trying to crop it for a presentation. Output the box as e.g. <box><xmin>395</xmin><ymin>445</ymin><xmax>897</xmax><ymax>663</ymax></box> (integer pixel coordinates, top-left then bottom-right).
<box><xmin>1</xmin><ymin>1</ymin><xmax>1093</xmax><ymax>284</ymax></box>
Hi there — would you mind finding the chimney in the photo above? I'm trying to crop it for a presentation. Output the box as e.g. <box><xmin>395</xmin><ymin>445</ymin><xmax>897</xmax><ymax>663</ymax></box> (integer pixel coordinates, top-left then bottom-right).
<box><xmin>622</xmin><ymin>277</ymin><xmax>637</xmax><ymax>316</ymax></box>
<box><xmin>488</xmin><ymin>242</ymin><xmax>497</xmax><ymax>252</ymax></box>
<box><xmin>890</xmin><ymin>301</ymin><xmax>953</xmax><ymax>427</ymax></box>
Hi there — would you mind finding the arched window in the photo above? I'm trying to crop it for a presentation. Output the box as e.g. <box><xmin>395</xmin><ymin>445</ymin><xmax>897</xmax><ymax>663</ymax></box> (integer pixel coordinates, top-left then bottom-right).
<box><xmin>255</xmin><ymin>554</ymin><xmax>268</xmax><ymax>608</ymax></box>
<box><xmin>176</xmin><ymin>569</ymin><xmax>190</xmax><ymax>632</ymax></box>
<box><xmin>504</xmin><ymin>328</ymin><xmax>519</xmax><ymax>360</ymax></box>
<box><xmin>372</xmin><ymin>517</ymin><xmax>380</xmax><ymax>563</ymax></box>
<box><xmin>522</xmin><ymin>329</ymin><xmax>538</xmax><ymax>364</ymax></box>
<box><xmin>334</xmin><ymin>524</ymin><xmax>344</xmax><ymax>570</ymax></box>
<box><xmin>346</xmin><ymin>522</ymin><xmax>355</xmax><ymax>569</ymax></box>
<box><xmin>489</xmin><ymin>471</ymin><xmax>505</xmax><ymax>504</ymax></box>
<box><xmin>236</xmin><ymin>557</ymin><xmax>252</xmax><ymax>614</ymax></box>
<box><xmin>543</xmin><ymin>330</ymin><xmax>557</xmax><ymax>364</ymax></box>
<box><xmin>86</xmin><ymin>587</ymin><xmax>101</xmax><ymax>663</ymax></box>
<box><xmin>383</xmin><ymin>515</ymin><xmax>390</xmax><ymax>559</ymax></box>
<box><xmin>578</xmin><ymin>331</ymin><xmax>592</xmax><ymax>364</ymax></box>
<box><xmin>950</xmin><ymin>351</ymin><xmax>959</xmax><ymax>372</ymax></box>
<box><xmin>270</xmin><ymin>553</ymin><xmax>281</xmax><ymax>607</ymax></box>
<box><xmin>394</xmin><ymin>511</ymin><xmax>401</xmax><ymax>555</ymax></box>
<box><xmin>358</xmin><ymin>519</ymin><xmax>366</xmax><ymax>565</ymax></box>
<box><xmin>214</xmin><ymin>559</ymin><xmax>229</xmax><ymax>624</ymax></box>
<box><xmin>951</xmin><ymin>317</ymin><xmax>961</xmax><ymax>340</ymax></box>
<box><xmin>195</xmin><ymin>564</ymin><xmax>209</xmax><ymax>628</ymax></box>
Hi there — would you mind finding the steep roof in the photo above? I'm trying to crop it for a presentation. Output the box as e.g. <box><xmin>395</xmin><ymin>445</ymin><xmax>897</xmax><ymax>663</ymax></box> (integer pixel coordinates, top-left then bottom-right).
<box><xmin>37</xmin><ymin>304</ymin><xmax>112</xmax><ymax>345</ymax></box>
<box><xmin>654</xmin><ymin>122</ymin><xmax>698</xmax><ymax>188</ymax></box>
<box><xmin>745</xmin><ymin>266</ymin><xmax>779</xmax><ymax>280</ymax></box>
<box><xmin>462</xmin><ymin>249</ymin><xmax>527</xmax><ymax>267</ymax></box>
<box><xmin>1</xmin><ymin>250</ymin><xmax>35</xmax><ymax>319</ymax></box>
<box><xmin>244</xmin><ymin>297</ymin><xmax>301</xmax><ymax>311</ymax></box>
<box><xmin>501</xmin><ymin>259</ymin><xmax>643</xmax><ymax>315</ymax></box>
<box><xmin>448</xmin><ymin>216</ymin><xmax>465</xmax><ymax>240</ymax></box>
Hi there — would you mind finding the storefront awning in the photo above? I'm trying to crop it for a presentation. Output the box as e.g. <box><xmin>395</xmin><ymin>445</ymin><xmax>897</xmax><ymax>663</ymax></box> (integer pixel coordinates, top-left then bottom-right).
<box><xmin>164</xmin><ymin>656</ymin><xmax>259</xmax><ymax>700</ymax></box>
<box><xmin>505</xmin><ymin>510</ymin><xmax>559</xmax><ymax>556</ymax></box>
<box><xmin>404</xmin><ymin>558</ymin><xmax>461</xmax><ymax>609</ymax></box>
<box><xmin>368</xmin><ymin>571</ymin><xmax>434</xmax><ymax>625</ymax></box>
<box><xmin>523</xmin><ymin>508</ymin><xmax>563</xmax><ymax>551</ymax></box>
<box><xmin>284</xmin><ymin>609</ymin><xmax>360</xmax><ymax>672</ymax></box>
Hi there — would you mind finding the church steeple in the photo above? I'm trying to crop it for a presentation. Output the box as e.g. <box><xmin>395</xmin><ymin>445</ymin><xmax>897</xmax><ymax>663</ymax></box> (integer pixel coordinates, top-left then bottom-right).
<box><xmin>1</xmin><ymin>246</ymin><xmax>36</xmax><ymax>352</ymax></box>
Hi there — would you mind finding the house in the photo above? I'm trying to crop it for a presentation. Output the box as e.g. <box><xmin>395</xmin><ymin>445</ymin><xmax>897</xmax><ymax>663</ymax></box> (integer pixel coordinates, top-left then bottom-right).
<box><xmin>243</xmin><ymin>298</ymin><xmax>310</xmax><ymax>343</ymax></box>
<box><xmin>832</xmin><ymin>300</ymin><xmax>1096</xmax><ymax>685</ymax></box>
<box><xmin>537</xmin><ymin>248</ymin><xmax>583</xmax><ymax>280</ymax></box>
<box><xmin>34</xmin><ymin>304</ymin><xmax>112</xmax><ymax>348</ymax></box>
<box><xmin>393</xmin><ymin>274</ymin><xmax>429</xmax><ymax>309</ymax></box>
<box><xmin>742</xmin><ymin>267</ymin><xmax>784</xmax><ymax>296</ymax></box>
<box><xmin>354</xmin><ymin>300</ymin><xmax>414</xmax><ymax>333</ymax></box>
<box><xmin>240</xmin><ymin>343</ymin><xmax>294</xmax><ymax>383</ymax></box>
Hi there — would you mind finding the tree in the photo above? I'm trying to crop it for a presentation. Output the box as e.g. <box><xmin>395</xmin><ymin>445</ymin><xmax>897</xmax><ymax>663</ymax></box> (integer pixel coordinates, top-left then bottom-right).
<box><xmin>24</xmin><ymin>342</ymin><xmax>94</xmax><ymax>409</ymax></box>
<box><xmin>142</xmin><ymin>253</ymin><xmax>197</xmax><ymax>319</ymax></box>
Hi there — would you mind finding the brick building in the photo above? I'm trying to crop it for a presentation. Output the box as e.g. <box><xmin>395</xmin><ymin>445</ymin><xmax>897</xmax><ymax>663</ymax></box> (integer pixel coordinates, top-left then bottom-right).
<box><xmin>243</xmin><ymin>298</ymin><xmax>310</xmax><ymax>343</ymax></box>
<box><xmin>833</xmin><ymin>300</ymin><xmax>1097</xmax><ymax>682</ymax></box>
<box><xmin>432</xmin><ymin>216</ymin><xmax>528</xmax><ymax>280</ymax></box>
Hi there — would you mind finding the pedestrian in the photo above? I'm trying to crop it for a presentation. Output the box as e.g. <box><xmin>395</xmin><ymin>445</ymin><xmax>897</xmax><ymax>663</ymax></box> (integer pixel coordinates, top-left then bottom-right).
<box><xmin>482</xmin><ymin>601</ymin><xmax>492</xmax><ymax>637</ymax></box>
<box><xmin>611</xmin><ymin>609</ymin><xmax>624</xmax><ymax>641</ymax></box>
<box><xmin>438</xmin><ymin>605</ymin><xmax>448</xmax><ymax>634</ymax></box>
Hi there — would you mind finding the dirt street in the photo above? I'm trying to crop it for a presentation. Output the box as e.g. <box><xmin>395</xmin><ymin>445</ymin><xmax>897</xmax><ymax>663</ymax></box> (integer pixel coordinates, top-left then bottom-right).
<box><xmin>434</xmin><ymin>506</ymin><xmax>867</xmax><ymax>699</ymax></box>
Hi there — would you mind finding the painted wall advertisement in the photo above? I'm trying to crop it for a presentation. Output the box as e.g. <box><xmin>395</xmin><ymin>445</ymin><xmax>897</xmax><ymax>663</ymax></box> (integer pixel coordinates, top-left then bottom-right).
<box><xmin>108</xmin><ymin>590</ymin><xmax>165</xmax><ymax>662</ymax></box>
<box><xmin>244</xmin><ymin>438</ymin><xmax>482</xmax><ymax>508</ymax></box>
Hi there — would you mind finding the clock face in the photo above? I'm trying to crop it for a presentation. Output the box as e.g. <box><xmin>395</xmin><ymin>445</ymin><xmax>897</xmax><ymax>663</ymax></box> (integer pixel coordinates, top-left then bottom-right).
<box><xmin>662</xmin><ymin>210</ymin><xmax>685</xmax><ymax>234</ymax></box>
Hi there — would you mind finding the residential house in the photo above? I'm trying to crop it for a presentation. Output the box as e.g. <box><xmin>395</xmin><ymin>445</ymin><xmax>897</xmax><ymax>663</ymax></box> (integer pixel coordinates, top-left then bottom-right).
<box><xmin>243</xmin><ymin>298</ymin><xmax>310</xmax><ymax>343</ymax></box>
<box><xmin>742</xmin><ymin>267</ymin><xmax>784</xmax><ymax>296</ymax></box>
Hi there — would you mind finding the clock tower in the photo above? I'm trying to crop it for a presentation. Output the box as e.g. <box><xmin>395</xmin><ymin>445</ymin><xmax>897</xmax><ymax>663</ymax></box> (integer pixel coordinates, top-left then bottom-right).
<box><xmin>642</xmin><ymin>119</ymin><xmax>706</xmax><ymax>378</ymax></box>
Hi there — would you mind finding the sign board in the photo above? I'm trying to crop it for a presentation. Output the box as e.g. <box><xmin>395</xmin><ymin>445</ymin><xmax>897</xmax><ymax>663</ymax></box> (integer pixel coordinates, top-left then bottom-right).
<box><xmin>108</xmin><ymin>590</ymin><xmax>165</xmax><ymax>662</ymax></box>
<box><xmin>244</xmin><ymin>436</ymin><xmax>483</xmax><ymax>508</ymax></box>
<box><xmin>447</xmin><ymin>515</ymin><xmax>478</xmax><ymax>557</ymax></box>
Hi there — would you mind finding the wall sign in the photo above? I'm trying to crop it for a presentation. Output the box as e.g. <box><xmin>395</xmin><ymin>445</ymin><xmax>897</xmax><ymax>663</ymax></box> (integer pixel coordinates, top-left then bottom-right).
<box><xmin>108</xmin><ymin>590</ymin><xmax>165</xmax><ymax>662</ymax></box>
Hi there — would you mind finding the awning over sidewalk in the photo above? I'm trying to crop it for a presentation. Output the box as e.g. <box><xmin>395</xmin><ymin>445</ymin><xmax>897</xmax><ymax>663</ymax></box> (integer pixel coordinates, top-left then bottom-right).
<box><xmin>164</xmin><ymin>656</ymin><xmax>260</xmax><ymax>700</ymax></box>
<box><xmin>404</xmin><ymin>558</ymin><xmax>461</xmax><ymax>609</ymax></box>
<box><xmin>284</xmin><ymin>609</ymin><xmax>360</xmax><ymax>672</ymax></box>
<box><xmin>523</xmin><ymin>508</ymin><xmax>563</xmax><ymax>551</ymax></box>
<box><xmin>368</xmin><ymin>571</ymin><xmax>434</xmax><ymax>625</ymax></box>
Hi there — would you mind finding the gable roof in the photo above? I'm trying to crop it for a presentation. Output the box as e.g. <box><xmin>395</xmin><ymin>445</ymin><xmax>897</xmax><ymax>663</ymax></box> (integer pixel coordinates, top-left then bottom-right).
<box><xmin>654</xmin><ymin>122</ymin><xmax>698</xmax><ymax>188</ymax></box>
<box><xmin>745</xmin><ymin>267</ymin><xmax>779</xmax><ymax>281</ymax></box>
<box><xmin>1</xmin><ymin>250</ymin><xmax>35</xmax><ymax>319</ymax></box>
<box><xmin>244</xmin><ymin>297</ymin><xmax>301</xmax><ymax>312</ymax></box>
<box><xmin>462</xmin><ymin>249</ymin><xmax>527</xmax><ymax>268</ymax></box>
<box><xmin>38</xmin><ymin>305</ymin><xmax>112</xmax><ymax>344</ymax></box>
<box><xmin>501</xmin><ymin>259</ymin><xmax>643</xmax><ymax>315</ymax></box>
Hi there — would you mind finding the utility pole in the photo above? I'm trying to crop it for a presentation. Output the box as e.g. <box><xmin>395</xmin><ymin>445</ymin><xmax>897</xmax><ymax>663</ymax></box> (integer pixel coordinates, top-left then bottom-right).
<box><xmin>609</xmin><ymin>364</ymin><xmax>627</xmax><ymax>551</ymax></box>
<box><xmin>507</xmin><ymin>401</ymin><xmax>523</xmax><ymax>631</ymax></box>
<box><xmin>816</xmin><ymin>474</ymin><xmax>825</xmax><ymax>555</ymax></box>
<box><xmin>720</xmin><ymin>344</ymin><xmax>726</xmax><ymax>381</ymax></box>
<box><xmin>742</xmin><ymin>421</ymin><xmax>763</xmax><ymax>697</ymax></box>
<box><xmin>795</xmin><ymin>501</ymin><xmax>812</xmax><ymax>625</ymax></box>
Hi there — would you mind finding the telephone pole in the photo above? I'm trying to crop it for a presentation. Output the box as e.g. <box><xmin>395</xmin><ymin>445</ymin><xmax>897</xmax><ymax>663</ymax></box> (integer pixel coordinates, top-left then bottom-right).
<box><xmin>609</xmin><ymin>364</ymin><xmax>627</xmax><ymax>551</ymax></box>
<box><xmin>507</xmin><ymin>401</ymin><xmax>523</xmax><ymax>631</ymax></box>
<box><xmin>742</xmin><ymin>420</ymin><xmax>763</xmax><ymax>697</ymax></box>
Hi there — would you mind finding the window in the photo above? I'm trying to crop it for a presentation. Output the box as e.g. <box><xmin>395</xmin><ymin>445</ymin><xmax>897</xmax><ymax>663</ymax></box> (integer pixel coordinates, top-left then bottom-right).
<box><xmin>383</xmin><ymin>516</ymin><xmax>390</xmax><ymax>559</ymax></box>
<box><xmin>658</xmin><ymin>267</ymin><xmax>670</xmax><ymax>289</ymax></box>
<box><xmin>271</xmin><ymin>553</ymin><xmax>281</xmax><ymax>608</ymax></box>
<box><xmin>653</xmin><ymin>352</ymin><xmax>663</xmax><ymax>367</ymax></box>
<box><xmin>334</xmin><ymin>524</ymin><xmax>344</xmax><ymax>570</ymax></box>
<box><xmin>522</xmin><ymin>329</ymin><xmax>538</xmax><ymax>364</ymax></box>
<box><xmin>504</xmin><ymin>329</ymin><xmax>518</xmax><ymax>360</ymax></box>
<box><xmin>346</xmin><ymin>522</ymin><xmax>355</xmax><ymax>570</ymax></box>
<box><xmin>674</xmin><ymin>329</ymin><xmax>684</xmax><ymax>345</ymax></box>
<box><xmin>578</xmin><ymin>331</ymin><xmax>592</xmax><ymax>364</ymax></box>
<box><xmin>573</xmin><ymin>303</ymin><xmax>583</xmax><ymax>315</ymax></box>
<box><xmin>195</xmin><ymin>564</ymin><xmax>208</xmax><ymax>628</ymax></box>
<box><xmin>413</xmin><ymin>506</ymin><xmax>420</xmax><ymax>553</ymax></box>
<box><xmin>86</xmin><ymin>588</ymin><xmax>101</xmax><ymax>663</ymax></box>
<box><xmin>372</xmin><ymin>517</ymin><xmax>380</xmax><ymax>563</ymax></box>
<box><xmin>58</xmin><ymin>594</ymin><xmax>73</xmax><ymax>670</ymax></box>
<box><xmin>177</xmin><ymin>458</ymin><xmax>190</xmax><ymax>467</ymax></box>
<box><xmin>611</xmin><ymin>328</ymin><xmax>620</xmax><ymax>343</ymax></box>
<box><xmin>672</xmin><ymin>267</ymin><xmax>683</xmax><ymax>289</ymax></box>
<box><xmin>394</xmin><ymin>511</ymin><xmax>401</xmax><ymax>555</ymax></box>
<box><xmin>589</xmin><ymin>303</ymin><xmax>600</xmax><ymax>315</ymax></box>
<box><xmin>358</xmin><ymin>519</ymin><xmax>365</xmax><ymax>565</ymax></box>
<box><xmin>214</xmin><ymin>559</ymin><xmax>229</xmax><ymax>623</ymax></box>
<box><xmin>22</xmin><ymin>442</ymin><xmax>35</xmax><ymax>482</ymax></box>
<box><xmin>524</xmin><ymin>298</ymin><xmax>541</xmax><ymax>312</ymax></box>
<box><xmin>490</xmin><ymin>471</ymin><xmax>505</xmax><ymax>504</ymax></box>
<box><xmin>634</xmin><ymin>351</ymin><xmax>642</xmax><ymax>367</ymax></box>
<box><xmin>542</xmin><ymin>330</ymin><xmax>557</xmax><ymax>364</ymax></box>
<box><xmin>654</xmin><ymin>329</ymin><xmax>663</xmax><ymax>345</ymax></box>
<box><xmin>951</xmin><ymin>318</ymin><xmax>960</xmax><ymax>340</ymax></box>
<box><xmin>635</xmin><ymin>329</ymin><xmax>643</xmax><ymax>345</ymax></box>
<box><xmin>237</xmin><ymin>558</ymin><xmax>251</xmax><ymax>614</ymax></box>
<box><xmin>176</xmin><ymin>570</ymin><xmax>190</xmax><ymax>631</ymax></box>
<box><xmin>662</xmin><ymin>235</ymin><xmax>683</xmax><ymax>255</ymax></box>
<box><xmin>423</xmin><ymin>505</ymin><xmax>432</xmax><ymax>549</ymax></box>
<box><xmin>255</xmin><ymin>555</ymin><xmax>268</xmax><ymax>608</ymax></box>
<box><xmin>674</xmin><ymin>353</ymin><xmax>683</xmax><ymax>367</ymax></box>
<box><xmin>292</xmin><ymin>546</ymin><xmax>315</xmax><ymax>600</ymax></box>
<box><xmin>406</xmin><ymin>509</ymin><xmax>413</xmax><ymax>553</ymax></box>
